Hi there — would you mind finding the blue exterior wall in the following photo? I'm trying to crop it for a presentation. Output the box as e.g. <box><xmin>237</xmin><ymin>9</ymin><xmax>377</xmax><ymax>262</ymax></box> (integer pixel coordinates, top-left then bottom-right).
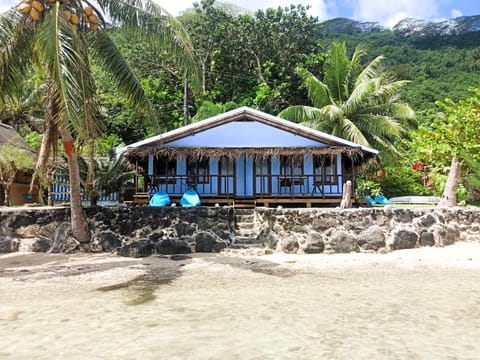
<box><xmin>164</xmin><ymin>121</ymin><xmax>328</xmax><ymax>148</ymax></box>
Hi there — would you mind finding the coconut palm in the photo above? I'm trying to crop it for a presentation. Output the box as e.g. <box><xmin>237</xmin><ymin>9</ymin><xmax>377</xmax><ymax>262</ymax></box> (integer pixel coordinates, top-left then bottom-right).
<box><xmin>279</xmin><ymin>42</ymin><xmax>415</xmax><ymax>155</ymax></box>
<box><xmin>0</xmin><ymin>0</ymin><xmax>197</xmax><ymax>242</ymax></box>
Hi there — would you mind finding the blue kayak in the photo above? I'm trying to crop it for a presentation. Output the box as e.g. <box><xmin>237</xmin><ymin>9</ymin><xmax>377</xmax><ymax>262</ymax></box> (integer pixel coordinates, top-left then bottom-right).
<box><xmin>180</xmin><ymin>189</ymin><xmax>201</xmax><ymax>207</ymax></box>
<box><xmin>149</xmin><ymin>191</ymin><xmax>171</xmax><ymax>207</ymax></box>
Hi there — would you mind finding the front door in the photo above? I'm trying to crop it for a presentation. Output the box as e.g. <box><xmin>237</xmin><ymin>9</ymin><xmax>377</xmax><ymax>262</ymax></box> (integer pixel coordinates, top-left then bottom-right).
<box><xmin>235</xmin><ymin>155</ymin><xmax>254</xmax><ymax>197</ymax></box>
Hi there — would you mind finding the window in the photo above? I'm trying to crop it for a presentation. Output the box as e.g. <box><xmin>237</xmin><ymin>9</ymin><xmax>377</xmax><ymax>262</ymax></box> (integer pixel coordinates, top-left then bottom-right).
<box><xmin>154</xmin><ymin>157</ymin><xmax>176</xmax><ymax>184</ymax></box>
<box><xmin>280</xmin><ymin>156</ymin><xmax>303</xmax><ymax>176</ymax></box>
<box><xmin>314</xmin><ymin>155</ymin><xmax>337</xmax><ymax>185</ymax></box>
<box><xmin>280</xmin><ymin>156</ymin><xmax>304</xmax><ymax>187</ymax></box>
<box><xmin>219</xmin><ymin>156</ymin><xmax>234</xmax><ymax>176</ymax></box>
<box><xmin>187</xmin><ymin>157</ymin><xmax>209</xmax><ymax>184</ymax></box>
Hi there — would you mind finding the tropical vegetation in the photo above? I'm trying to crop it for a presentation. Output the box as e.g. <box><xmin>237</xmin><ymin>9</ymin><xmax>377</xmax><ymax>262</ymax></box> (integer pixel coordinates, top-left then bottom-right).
<box><xmin>0</xmin><ymin>0</ymin><xmax>197</xmax><ymax>241</ymax></box>
<box><xmin>278</xmin><ymin>41</ymin><xmax>415</xmax><ymax>156</ymax></box>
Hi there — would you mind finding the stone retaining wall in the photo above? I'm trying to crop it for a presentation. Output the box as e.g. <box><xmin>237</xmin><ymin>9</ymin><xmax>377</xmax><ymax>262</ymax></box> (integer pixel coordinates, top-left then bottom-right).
<box><xmin>0</xmin><ymin>206</ymin><xmax>479</xmax><ymax>256</ymax></box>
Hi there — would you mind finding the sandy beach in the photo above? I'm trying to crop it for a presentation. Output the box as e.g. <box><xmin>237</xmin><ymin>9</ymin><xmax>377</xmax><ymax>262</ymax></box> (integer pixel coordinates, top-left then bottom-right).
<box><xmin>1</xmin><ymin>241</ymin><xmax>480</xmax><ymax>290</ymax></box>
<box><xmin>1</xmin><ymin>242</ymin><xmax>480</xmax><ymax>360</ymax></box>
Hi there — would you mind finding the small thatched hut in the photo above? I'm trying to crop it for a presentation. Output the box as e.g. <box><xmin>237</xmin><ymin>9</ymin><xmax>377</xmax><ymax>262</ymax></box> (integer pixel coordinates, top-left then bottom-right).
<box><xmin>0</xmin><ymin>123</ymin><xmax>38</xmax><ymax>206</ymax></box>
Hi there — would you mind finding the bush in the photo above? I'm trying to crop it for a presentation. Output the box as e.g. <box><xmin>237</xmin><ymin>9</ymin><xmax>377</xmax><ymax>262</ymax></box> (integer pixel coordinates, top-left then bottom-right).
<box><xmin>378</xmin><ymin>165</ymin><xmax>432</xmax><ymax>198</ymax></box>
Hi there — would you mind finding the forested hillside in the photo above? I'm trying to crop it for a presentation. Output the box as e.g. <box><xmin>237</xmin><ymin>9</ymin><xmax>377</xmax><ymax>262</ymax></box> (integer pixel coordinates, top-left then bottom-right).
<box><xmin>90</xmin><ymin>6</ymin><xmax>480</xmax><ymax>146</ymax></box>
<box><xmin>318</xmin><ymin>17</ymin><xmax>480</xmax><ymax>115</ymax></box>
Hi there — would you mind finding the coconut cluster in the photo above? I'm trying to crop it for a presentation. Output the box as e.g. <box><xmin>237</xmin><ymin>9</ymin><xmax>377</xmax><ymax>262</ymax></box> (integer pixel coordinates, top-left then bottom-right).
<box><xmin>17</xmin><ymin>0</ymin><xmax>99</xmax><ymax>31</ymax></box>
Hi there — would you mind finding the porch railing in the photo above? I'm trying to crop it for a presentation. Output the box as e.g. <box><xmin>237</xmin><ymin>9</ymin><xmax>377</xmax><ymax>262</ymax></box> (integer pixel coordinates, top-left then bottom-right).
<box><xmin>143</xmin><ymin>173</ymin><xmax>354</xmax><ymax>198</ymax></box>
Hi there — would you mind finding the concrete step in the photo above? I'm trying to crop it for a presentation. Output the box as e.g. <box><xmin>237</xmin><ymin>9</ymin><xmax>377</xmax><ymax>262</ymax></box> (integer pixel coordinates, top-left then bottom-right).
<box><xmin>234</xmin><ymin>221</ymin><xmax>255</xmax><ymax>230</ymax></box>
<box><xmin>233</xmin><ymin>235</ymin><xmax>258</xmax><ymax>244</ymax></box>
<box><xmin>235</xmin><ymin>214</ymin><xmax>255</xmax><ymax>223</ymax></box>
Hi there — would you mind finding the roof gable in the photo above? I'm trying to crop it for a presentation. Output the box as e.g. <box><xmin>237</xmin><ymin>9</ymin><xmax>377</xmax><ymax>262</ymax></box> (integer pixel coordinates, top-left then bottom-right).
<box><xmin>119</xmin><ymin>107</ymin><xmax>378</xmax><ymax>155</ymax></box>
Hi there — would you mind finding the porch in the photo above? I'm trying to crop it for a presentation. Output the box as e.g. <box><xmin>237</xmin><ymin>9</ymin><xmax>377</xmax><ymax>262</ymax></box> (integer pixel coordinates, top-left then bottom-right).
<box><xmin>132</xmin><ymin>173</ymin><xmax>355</xmax><ymax>208</ymax></box>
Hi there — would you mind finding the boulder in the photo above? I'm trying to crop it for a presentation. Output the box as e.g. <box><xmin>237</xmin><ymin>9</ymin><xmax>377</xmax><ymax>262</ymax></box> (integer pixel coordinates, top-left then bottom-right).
<box><xmin>194</xmin><ymin>231</ymin><xmax>228</xmax><ymax>252</ymax></box>
<box><xmin>327</xmin><ymin>230</ymin><xmax>358</xmax><ymax>253</ymax></box>
<box><xmin>95</xmin><ymin>231</ymin><xmax>122</xmax><ymax>252</ymax></box>
<box><xmin>0</xmin><ymin>236</ymin><xmax>19</xmax><ymax>253</ymax></box>
<box><xmin>433</xmin><ymin>226</ymin><xmax>459</xmax><ymax>246</ymax></box>
<box><xmin>119</xmin><ymin>241</ymin><xmax>154</xmax><ymax>258</ymax></box>
<box><xmin>299</xmin><ymin>231</ymin><xmax>324</xmax><ymax>254</ymax></box>
<box><xmin>392</xmin><ymin>229</ymin><xmax>418</xmax><ymax>250</ymax></box>
<box><xmin>419</xmin><ymin>231</ymin><xmax>435</xmax><ymax>247</ymax></box>
<box><xmin>357</xmin><ymin>227</ymin><xmax>386</xmax><ymax>251</ymax></box>
<box><xmin>276</xmin><ymin>234</ymin><xmax>299</xmax><ymax>253</ymax></box>
<box><xmin>156</xmin><ymin>239</ymin><xmax>191</xmax><ymax>255</ymax></box>
<box><xmin>49</xmin><ymin>223</ymin><xmax>80</xmax><ymax>253</ymax></box>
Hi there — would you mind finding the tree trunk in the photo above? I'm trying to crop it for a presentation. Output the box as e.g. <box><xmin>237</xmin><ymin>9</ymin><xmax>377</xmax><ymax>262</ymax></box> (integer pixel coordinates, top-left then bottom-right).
<box><xmin>30</xmin><ymin>80</ymin><xmax>58</xmax><ymax>204</ymax></box>
<box><xmin>340</xmin><ymin>180</ymin><xmax>352</xmax><ymax>208</ymax></box>
<box><xmin>437</xmin><ymin>157</ymin><xmax>462</xmax><ymax>207</ymax></box>
<box><xmin>59</xmin><ymin>128</ymin><xmax>90</xmax><ymax>243</ymax></box>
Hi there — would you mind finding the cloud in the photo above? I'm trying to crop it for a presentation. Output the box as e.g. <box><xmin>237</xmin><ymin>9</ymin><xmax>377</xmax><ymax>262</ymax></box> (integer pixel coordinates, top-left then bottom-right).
<box><xmin>451</xmin><ymin>9</ymin><xmax>463</xmax><ymax>19</ymax></box>
<box><xmin>155</xmin><ymin>0</ymin><xmax>330</xmax><ymax>20</ymax></box>
<box><xmin>350</xmin><ymin>0</ymin><xmax>439</xmax><ymax>27</ymax></box>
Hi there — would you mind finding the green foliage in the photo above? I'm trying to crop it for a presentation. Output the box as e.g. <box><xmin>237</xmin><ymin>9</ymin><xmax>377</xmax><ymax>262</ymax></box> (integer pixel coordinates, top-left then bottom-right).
<box><xmin>355</xmin><ymin>178</ymin><xmax>382</xmax><ymax>198</ymax></box>
<box><xmin>56</xmin><ymin>155</ymin><xmax>135</xmax><ymax>205</ymax></box>
<box><xmin>378</xmin><ymin>166</ymin><xmax>432</xmax><ymax>198</ymax></box>
<box><xmin>191</xmin><ymin>100</ymin><xmax>238</xmax><ymax>121</ymax></box>
<box><xmin>23</xmin><ymin>131</ymin><xmax>42</xmax><ymax>152</ymax></box>
<box><xmin>279</xmin><ymin>41</ymin><xmax>414</xmax><ymax>156</ymax></box>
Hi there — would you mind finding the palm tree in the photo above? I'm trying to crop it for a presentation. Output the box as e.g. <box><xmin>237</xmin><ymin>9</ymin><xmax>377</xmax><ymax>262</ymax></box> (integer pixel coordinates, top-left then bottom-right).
<box><xmin>279</xmin><ymin>42</ymin><xmax>415</xmax><ymax>155</ymax></box>
<box><xmin>0</xmin><ymin>0</ymin><xmax>197</xmax><ymax>242</ymax></box>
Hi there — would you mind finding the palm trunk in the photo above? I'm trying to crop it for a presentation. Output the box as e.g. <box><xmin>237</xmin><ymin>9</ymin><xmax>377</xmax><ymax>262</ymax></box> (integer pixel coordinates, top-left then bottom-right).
<box><xmin>30</xmin><ymin>80</ymin><xmax>58</xmax><ymax>204</ymax></box>
<box><xmin>59</xmin><ymin>128</ymin><xmax>90</xmax><ymax>243</ymax></box>
<box><xmin>437</xmin><ymin>157</ymin><xmax>462</xmax><ymax>207</ymax></box>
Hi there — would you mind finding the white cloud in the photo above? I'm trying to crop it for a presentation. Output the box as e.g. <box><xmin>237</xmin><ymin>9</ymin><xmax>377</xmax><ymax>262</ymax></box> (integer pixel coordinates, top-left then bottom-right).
<box><xmin>451</xmin><ymin>9</ymin><xmax>463</xmax><ymax>19</ymax></box>
<box><xmin>0</xmin><ymin>0</ymin><xmax>16</xmax><ymax>13</ymax></box>
<box><xmin>350</xmin><ymin>0</ymin><xmax>439</xmax><ymax>27</ymax></box>
<box><xmin>155</xmin><ymin>0</ymin><xmax>330</xmax><ymax>20</ymax></box>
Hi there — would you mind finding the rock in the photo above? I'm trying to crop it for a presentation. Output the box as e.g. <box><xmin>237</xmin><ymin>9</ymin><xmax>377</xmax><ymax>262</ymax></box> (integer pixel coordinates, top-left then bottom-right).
<box><xmin>419</xmin><ymin>231</ymin><xmax>435</xmax><ymax>247</ymax></box>
<box><xmin>276</xmin><ymin>234</ymin><xmax>299</xmax><ymax>253</ymax></box>
<box><xmin>299</xmin><ymin>231</ymin><xmax>324</xmax><ymax>254</ymax></box>
<box><xmin>95</xmin><ymin>231</ymin><xmax>121</xmax><ymax>252</ymax></box>
<box><xmin>119</xmin><ymin>241</ymin><xmax>153</xmax><ymax>258</ymax></box>
<box><xmin>326</xmin><ymin>230</ymin><xmax>358</xmax><ymax>253</ymax></box>
<box><xmin>194</xmin><ymin>231</ymin><xmax>228</xmax><ymax>252</ymax></box>
<box><xmin>392</xmin><ymin>229</ymin><xmax>418</xmax><ymax>250</ymax></box>
<box><xmin>415</xmin><ymin>214</ymin><xmax>437</xmax><ymax>229</ymax></box>
<box><xmin>433</xmin><ymin>226</ymin><xmax>459</xmax><ymax>246</ymax></box>
<box><xmin>0</xmin><ymin>236</ymin><xmax>19</xmax><ymax>253</ymax></box>
<box><xmin>156</xmin><ymin>239</ymin><xmax>191</xmax><ymax>255</ymax></box>
<box><xmin>49</xmin><ymin>223</ymin><xmax>80</xmax><ymax>253</ymax></box>
<box><xmin>15</xmin><ymin>224</ymin><xmax>40</xmax><ymax>238</ymax></box>
<box><xmin>357</xmin><ymin>226</ymin><xmax>386</xmax><ymax>251</ymax></box>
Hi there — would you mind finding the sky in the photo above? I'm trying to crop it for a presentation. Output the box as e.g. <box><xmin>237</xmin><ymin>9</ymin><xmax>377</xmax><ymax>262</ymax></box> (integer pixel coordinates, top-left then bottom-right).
<box><xmin>1</xmin><ymin>0</ymin><xmax>479</xmax><ymax>27</ymax></box>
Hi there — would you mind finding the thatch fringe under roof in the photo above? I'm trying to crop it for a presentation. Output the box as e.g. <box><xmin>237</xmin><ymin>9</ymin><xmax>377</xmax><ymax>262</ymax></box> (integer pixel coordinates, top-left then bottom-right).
<box><xmin>125</xmin><ymin>146</ymin><xmax>367</xmax><ymax>160</ymax></box>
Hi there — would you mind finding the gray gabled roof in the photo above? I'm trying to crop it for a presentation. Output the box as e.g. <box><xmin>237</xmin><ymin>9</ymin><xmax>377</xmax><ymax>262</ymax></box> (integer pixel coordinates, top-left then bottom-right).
<box><xmin>117</xmin><ymin>106</ymin><xmax>379</xmax><ymax>155</ymax></box>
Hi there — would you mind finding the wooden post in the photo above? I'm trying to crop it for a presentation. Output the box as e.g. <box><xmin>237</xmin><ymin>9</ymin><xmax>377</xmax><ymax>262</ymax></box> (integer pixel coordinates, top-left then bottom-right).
<box><xmin>340</xmin><ymin>180</ymin><xmax>352</xmax><ymax>208</ymax></box>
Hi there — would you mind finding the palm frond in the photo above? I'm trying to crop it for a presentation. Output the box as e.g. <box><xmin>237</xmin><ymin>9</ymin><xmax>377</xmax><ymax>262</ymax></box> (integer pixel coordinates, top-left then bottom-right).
<box><xmin>96</xmin><ymin>0</ymin><xmax>200</xmax><ymax>91</ymax></box>
<box><xmin>324</xmin><ymin>42</ymin><xmax>350</xmax><ymax>103</ymax></box>
<box><xmin>354</xmin><ymin>55</ymin><xmax>384</xmax><ymax>87</ymax></box>
<box><xmin>296</xmin><ymin>67</ymin><xmax>332</xmax><ymax>108</ymax></box>
<box><xmin>340</xmin><ymin>117</ymin><xmax>369</xmax><ymax>146</ymax></box>
<box><xmin>0</xmin><ymin>10</ymin><xmax>35</xmax><ymax>102</ymax></box>
<box><xmin>89</xmin><ymin>30</ymin><xmax>153</xmax><ymax>116</ymax></box>
<box><xmin>278</xmin><ymin>105</ymin><xmax>323</xmax><ymax>124</ymax></box>
<box><xmin>342</xmin><ymin>78</ymin><xmax>376</xmax><ymax>116</ymax></box>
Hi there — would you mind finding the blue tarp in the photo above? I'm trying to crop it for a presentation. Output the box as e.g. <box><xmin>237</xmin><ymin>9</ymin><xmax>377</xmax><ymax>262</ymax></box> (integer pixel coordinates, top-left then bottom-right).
<box><xmin>374</xmin><ymin>195</ymin><xmax>391</xmax><ymax>205</ymax></box>
<box><xmin>180</xmin><ymin>189</ymin><xmax>201</xmax><ymax>207</ymax></box>
<box><xmin>149</xmin><ymin>191</ymin><xmax>171</xmax><ymax>207</ymax></box>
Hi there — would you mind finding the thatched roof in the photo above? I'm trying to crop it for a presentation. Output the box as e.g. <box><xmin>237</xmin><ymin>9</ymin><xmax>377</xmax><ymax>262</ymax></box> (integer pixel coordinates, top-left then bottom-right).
<box><xmin>0</xmin><ymin>123</ymin><xmax>36</xmax><ymax>155</ymax></box>
<box><xmin>125</xmin><ymin>146</ymin><xmax>365</xmax><ymax>160</ymax></box>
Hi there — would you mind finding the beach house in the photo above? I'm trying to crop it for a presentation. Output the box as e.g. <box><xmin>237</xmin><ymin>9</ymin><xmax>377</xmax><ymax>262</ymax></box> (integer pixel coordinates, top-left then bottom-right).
<box><xmin>118</xmin><ymin>107</ymin><xmax>378</xmax><ymax>207</ymax></box>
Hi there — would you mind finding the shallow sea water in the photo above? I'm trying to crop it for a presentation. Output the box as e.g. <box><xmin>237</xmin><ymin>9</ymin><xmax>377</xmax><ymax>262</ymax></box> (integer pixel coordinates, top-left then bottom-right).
<box><xmin>1</xmin><ymin>265</ymin><xmax>480</xmax><ymax>360</ymax></box>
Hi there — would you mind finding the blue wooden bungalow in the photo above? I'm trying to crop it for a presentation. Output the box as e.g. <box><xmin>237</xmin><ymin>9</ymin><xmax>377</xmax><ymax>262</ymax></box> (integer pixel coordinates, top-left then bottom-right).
<box><xmin>118</xmin><ymin>107</ymin><xmax>378</xmax><ymax>207</ymax></box>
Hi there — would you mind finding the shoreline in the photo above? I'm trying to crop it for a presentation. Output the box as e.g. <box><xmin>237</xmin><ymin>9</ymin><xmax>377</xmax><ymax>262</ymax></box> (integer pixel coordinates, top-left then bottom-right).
<box><xmin>1</xmin><ymin>241</ymin><xmax>480</xmax><ymax>291</ymax></box>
